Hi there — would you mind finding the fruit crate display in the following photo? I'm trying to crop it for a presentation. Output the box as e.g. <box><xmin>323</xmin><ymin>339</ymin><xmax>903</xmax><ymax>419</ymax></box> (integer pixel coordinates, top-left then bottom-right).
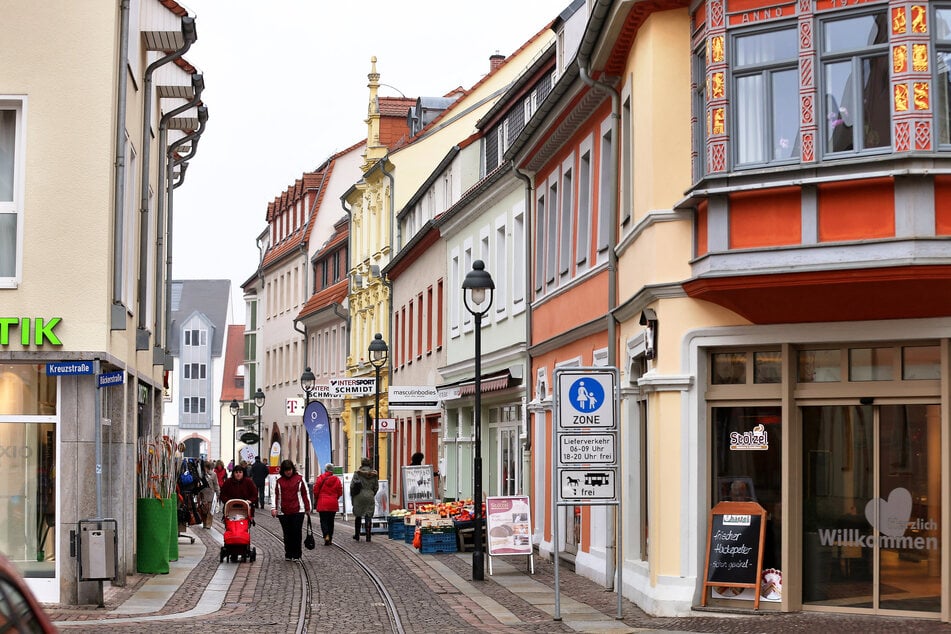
<box><xmin>387</xmin><ymin>517</ymin><xmax>406</xmax><ymax>540</ymax></box>
<box><xmin>419</xmin><ymin>530</ymin><xmax>458</xmax><ymax>554</ymax></box>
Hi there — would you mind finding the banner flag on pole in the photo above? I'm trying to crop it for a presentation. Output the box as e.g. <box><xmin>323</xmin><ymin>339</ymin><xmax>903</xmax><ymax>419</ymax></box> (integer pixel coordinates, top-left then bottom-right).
<box><xmin>304</xmin><ymin>400</ymin><xmax>332</xmax><ymax>469</ymax></box>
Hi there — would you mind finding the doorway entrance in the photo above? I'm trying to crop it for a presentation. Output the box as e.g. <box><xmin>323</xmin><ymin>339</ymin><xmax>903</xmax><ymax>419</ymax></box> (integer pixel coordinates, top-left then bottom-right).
<box><xmin>801</xmin><ymin>404</ymin><xmax>941</xmax><ymax>614</ymax></box>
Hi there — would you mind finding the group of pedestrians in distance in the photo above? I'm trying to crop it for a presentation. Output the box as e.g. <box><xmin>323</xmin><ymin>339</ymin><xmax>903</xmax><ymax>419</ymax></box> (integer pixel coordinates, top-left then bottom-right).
<box><xmin>195</xmin><ymin>454</ymin><xmax>383</xmax><ymax>559</ymax></box>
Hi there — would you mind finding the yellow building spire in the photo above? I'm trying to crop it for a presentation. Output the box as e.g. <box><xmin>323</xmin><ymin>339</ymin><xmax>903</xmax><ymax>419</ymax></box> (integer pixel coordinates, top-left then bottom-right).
<box><xmin>363</xmin><ymin>56</ymin><xmax>387</xmax><ymax>170</ymax></box>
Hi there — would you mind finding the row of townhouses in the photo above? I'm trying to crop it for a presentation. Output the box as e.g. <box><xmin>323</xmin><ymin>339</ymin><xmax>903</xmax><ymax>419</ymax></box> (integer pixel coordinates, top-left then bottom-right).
<box><xmin>241</xmin><ymin>0</ymin><xmax>951</xmax><ymax>620</ymax></box>
<box><xmin>4</xmin><ymin>0</ymin><xmax>951</xmax><ymax>623</ymax></box>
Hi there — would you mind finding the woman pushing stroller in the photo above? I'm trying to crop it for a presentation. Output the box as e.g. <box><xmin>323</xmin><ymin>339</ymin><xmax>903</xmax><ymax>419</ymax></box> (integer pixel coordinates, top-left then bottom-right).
<box><xmin>220</xmin><ymin>464</ymin><xmax>258</xmax><ymax>520</ymax></box>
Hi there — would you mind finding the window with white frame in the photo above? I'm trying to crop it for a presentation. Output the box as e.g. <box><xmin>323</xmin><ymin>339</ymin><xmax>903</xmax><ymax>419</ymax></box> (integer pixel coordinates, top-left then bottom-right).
<box><xmin>183</xmin><ymin>363</ymin><xmax>206</xmax><ymax>379</ymax></box>
<box><xmin>597</xmin><ymin>123</ymin><xmax>612</xmax><ymax>262</ymax></box>
<box><xmin>559</xmin><ymin>162</ymin><xmax>573</xmax><ymax>280</ymax></box>
<box><xmin>546</xmin><ymin>178</ymin><xmax>558</xmax><ymax>288</ymax></box>
<box><xmin>534</xmin><ymin>193</ymin><xmax>545</xmax><ymax>293</ymax></box>
<box><xmin>450</xmin><ymin>251</ymin><xmax>461</xmax><ymax>336</ymax></box>
<box><xmin>621</xmin><ymin>96</ymin><xmax>632</xmax><ymax>225</ymax></box>
<box><xmin>2</xmin><ymin>100</ymin><xmax>26</xmax><ymax>283</ymax></box>
<box><xmin>123</xmin><ymin>134</ymin><xmax>137</xmax><ymax>308</ymax></box>
<box><xmin>733</xmin><ymin>26</ymin><xmax>800</xmax><ymax>166</ymax></box>
<box><xmin>821</xmin><ymin>9</ymin><xmax>890</xmax><ymax>155</ymax></box>
<box><xmin>495</xmin><ymin>216</ymin><xmax>507</xmax><ymax>319</ymax></box>
<box><xmin>576</xmin><ymin>148</ymin><xmax>592</xmax><ymax>269</ymax></box>
<box><xmin>513</xmin><ymin>205</ymin><xmax>525</xmax><ymax>310</ymax></box>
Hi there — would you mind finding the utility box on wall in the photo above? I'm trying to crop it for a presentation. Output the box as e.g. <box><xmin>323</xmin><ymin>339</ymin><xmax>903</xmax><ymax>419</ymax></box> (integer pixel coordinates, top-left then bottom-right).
<box><xmin>78</xmin><ymin>518</ymin><xmax>118</xmax><ymax>581</ymax></box>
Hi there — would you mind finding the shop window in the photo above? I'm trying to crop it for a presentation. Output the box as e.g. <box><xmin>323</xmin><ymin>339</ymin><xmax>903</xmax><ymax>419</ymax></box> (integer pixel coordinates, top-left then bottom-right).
<box><xmin>711</xmin><ymin>407</ymin><xmax>783</xmax><ymax>577</ymax></box>
<box><xmin>753</xmin><ymin>351</ymin><xmax>782</xmax><ymax>384</ymax></box>
<box><xmin>821</xmin><ymin>10</ymin><xmax>890</xmax><ymax>155</ymax></box>
<box><xmin>902</xmin><ymin>345</ymin><xmax>940</xmax><ymax>380</ymax></box>
<box><xmin>0</xmin><ymin>365</ymin><xmax>57</xmax><ymax>579</ymax></box>
<box><xmin>733</xmin><ymin>26</ymin><xmax>800</xmax><ymax>166</ymax></box>
<box><xmin>798</xmin><ymin>349</ymin><xmax>842</xmax><ymax>382</ymax></box>
<box><xmin>849</xmin><ymin>347</ymin><xmax>894</xmax><ymax>381</ymax></box>
<box><xmin>936</xmin><ymin>9</ymin><xmax>951</xmax><ymax>145</ymax></box>
<box><xmin>712</xmin><ymin>352</ymin><xmax>746</xmax><ymax>384</ymax></box>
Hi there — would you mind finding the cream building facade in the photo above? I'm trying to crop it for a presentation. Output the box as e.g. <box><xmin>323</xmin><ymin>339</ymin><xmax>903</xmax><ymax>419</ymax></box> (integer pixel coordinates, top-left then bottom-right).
<box><xmin>0</xmin><ymin>1</ymin><xmax>208</xmax><ymax>604</ymax></box>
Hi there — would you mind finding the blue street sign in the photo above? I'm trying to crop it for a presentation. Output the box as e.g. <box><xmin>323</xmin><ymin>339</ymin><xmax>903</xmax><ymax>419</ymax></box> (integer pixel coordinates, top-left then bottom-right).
<box><xmin>567</xmin><ymin>377</ymin><xmax>605</xmax><ymax>413</ymax></box>
<box><xmin>46</xmin><ymin>361</ymin><xmax>94</xmax><ymax>376</ymax></box>
<box><xmin>97</xmin><ymin>371</ymin><xmax>124</xmax><ymax>388</ymax></box>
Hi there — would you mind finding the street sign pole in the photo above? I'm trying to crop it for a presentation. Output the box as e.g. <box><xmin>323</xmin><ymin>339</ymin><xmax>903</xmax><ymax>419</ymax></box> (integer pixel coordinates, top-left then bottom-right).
<box><xmin>551</xmin><ymin>367</ymin><xmax>621</xmax><ymax>621</ymax></box>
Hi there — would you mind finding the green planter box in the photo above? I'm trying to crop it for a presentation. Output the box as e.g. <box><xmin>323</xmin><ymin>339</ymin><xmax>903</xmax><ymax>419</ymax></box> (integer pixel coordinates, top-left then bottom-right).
<box><xmin>136</xmin><ymin>498</ymin><xmax>171</xmax><ymax>574</ymax></box>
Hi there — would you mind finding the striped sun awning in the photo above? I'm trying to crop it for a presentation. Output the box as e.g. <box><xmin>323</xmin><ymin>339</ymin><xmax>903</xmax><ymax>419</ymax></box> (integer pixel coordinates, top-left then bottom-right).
<box><xmin>458</xmin><ymin>371</ymin><xmax>512</xmax><ymax>396</ymax></box>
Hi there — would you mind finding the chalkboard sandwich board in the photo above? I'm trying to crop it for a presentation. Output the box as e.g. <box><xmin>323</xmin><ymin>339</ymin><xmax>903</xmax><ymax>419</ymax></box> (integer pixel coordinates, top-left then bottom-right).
<box><xmin>701</xmin><ymin>501</ymin><xmax>767</xmax><ymax>610</ymax></box>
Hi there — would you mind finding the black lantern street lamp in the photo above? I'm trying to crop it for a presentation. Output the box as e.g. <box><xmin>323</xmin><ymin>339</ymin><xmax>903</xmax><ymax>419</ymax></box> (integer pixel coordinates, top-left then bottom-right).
<box><xmin>368</xmin><ymin>333</ymin><xmax>388</xmax><ymax>472</ymax></box>
<box><xmin>254</xmin><ymin>388</ymin><xmax>265</xmax><ymax>465</ymax></box>
<box><xmin>229</xmin><ymin>398</ymin><xmax>240</xmax><ymax>467</ymax></box>
<box><xmin>462</xmin><ymin>259</ymin><xmax>495</xmax><ymax>581</ymax></box>
<box><xmin>300</xmin><ymin>366</ymin><xmax>316</xmax><ymax>485</ymax></box>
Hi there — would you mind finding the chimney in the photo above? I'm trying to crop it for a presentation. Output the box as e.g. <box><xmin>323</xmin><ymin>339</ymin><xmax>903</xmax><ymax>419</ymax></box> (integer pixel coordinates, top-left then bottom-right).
<box><xmin>489</xmin><ymin>53</ymin><xmax>505</xmax><ymax>72</ymax></box>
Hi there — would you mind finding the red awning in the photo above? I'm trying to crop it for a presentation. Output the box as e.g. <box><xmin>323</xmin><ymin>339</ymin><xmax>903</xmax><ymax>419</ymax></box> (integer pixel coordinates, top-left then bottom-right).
<box><xmin>458</xmin><ymin>372</ymin><xmax>512</xmax><ymax>396</ymax></box>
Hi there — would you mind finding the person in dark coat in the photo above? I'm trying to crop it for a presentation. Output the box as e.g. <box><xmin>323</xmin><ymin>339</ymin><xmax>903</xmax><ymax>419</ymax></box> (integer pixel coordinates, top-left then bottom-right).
<box><xmin>219</xmin><ymin>464</ymin><xmax>257</xmax><ymax>518</ymax></box>
<box><xmin>313</xmin><ymin>463</ymin><xmax>343</xmax><ymax>545</ymax></box>
<box><xmin>351</xmin><ymin>458</ymin><xmax>379</xmax><ymax>542</ymax></box>
<box><xmin>271</xmin><ymin>459</ymin><xmax>311</xmax><ymax>560</ymax></box>
<box><xmin>250</xmin><ymin>456</ymin><xmax>269</xmax><ymax>509</ymax></box>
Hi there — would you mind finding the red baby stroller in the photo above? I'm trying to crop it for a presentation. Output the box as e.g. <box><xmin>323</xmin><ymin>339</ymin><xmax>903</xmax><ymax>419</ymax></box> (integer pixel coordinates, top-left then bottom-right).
<box><xmin>219</xmin><ymin>499</ymin><xmax>256</xmax><ymax>563</ymax></box>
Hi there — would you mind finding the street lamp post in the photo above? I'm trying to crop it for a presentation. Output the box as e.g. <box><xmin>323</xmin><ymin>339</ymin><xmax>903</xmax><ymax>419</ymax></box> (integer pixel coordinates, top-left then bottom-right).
<box><xmin>254</xmin><ymin>388</ymin><xmax>265</xmax><ymax>465</ymax></box>
<box><xmin>368</xmin><ymin>333</ymin><xmax>388</xmax><ymax>473</ymax></box>
<box><xmin>300</xmin><ymin>367</ymin><xmax>316</xmax><ymax>486</ymax></box>
<box><xmin>462</xmin><ymin>259</ymin><xmax>495</xmax><ymax>581</ymax></box>
<box><xmin>229</xmin><ymin>399</ymin><xmax>239</xmax><ymax>468</ymax></box>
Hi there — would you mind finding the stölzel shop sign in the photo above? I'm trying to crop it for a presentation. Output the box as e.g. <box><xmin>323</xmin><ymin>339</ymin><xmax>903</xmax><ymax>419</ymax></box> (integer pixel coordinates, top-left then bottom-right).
<box><xmin>701</xmin><ymin>501</ymin><xmax>767</xmax><ymax>610</ymax></box>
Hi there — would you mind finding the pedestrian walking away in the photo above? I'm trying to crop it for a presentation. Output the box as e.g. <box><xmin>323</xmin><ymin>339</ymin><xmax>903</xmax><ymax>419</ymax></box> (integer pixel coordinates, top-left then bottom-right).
<box><xmin>213</xmin><ymin>459</ymin><xmax>227</xmax><ymax>489</ymax></box>
<box><xmin>313</xmin><ymin>463</ymin><xmax>343</xmax><ymax>545</ymax></box>
<box><xmin>351</xmin><ymin>457</ymin><xmax>379</xmax><ymax>542</ymax></box>
<box><xmin>219</xmin><ymin>464</ymin><xmax>258</xmax><ymax>522</ymax></box>
<box><xmin>271</xmin><ymin>459</ymin><xmax>311</xmax><ymax>560</ymax></box>
<box><xmin>250</xmin><ymin>455</ymin><xmax>269</xmax><ymax>508</ymax></box>
<box><xmin>199</xmin><ymin>460</ymin><xmax>220</xmax><ymax>528</ymax></box>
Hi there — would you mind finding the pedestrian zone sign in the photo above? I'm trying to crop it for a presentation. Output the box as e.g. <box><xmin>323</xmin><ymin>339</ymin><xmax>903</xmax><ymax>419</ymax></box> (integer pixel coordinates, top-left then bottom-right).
<box><xmin>556</xmin><ymin>369</ymin><xmax>616</xmax><ymax>430</ymax></box>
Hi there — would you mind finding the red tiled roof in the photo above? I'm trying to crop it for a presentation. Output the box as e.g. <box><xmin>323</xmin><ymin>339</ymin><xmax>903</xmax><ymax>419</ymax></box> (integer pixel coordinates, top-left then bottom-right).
<box><xmin>379</xmin><ymin>96</ymin><xmax>417</xmax><ymax>116</ymax></box>
<box><xmin>297</xmin><ymin>279</ymin><xmax>349</xmax><ymax>321</ymax></box>
<box><xmin>220</xmin><ymin>324</ymin><xmax>245</xmax><ymax>403</ymax></box>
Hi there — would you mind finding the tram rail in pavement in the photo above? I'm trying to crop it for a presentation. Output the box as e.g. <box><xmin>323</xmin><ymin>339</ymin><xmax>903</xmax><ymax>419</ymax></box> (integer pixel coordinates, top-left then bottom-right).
<box><xmin>47</xmin><ymin>515</ymin><xmax>951</xmax><ymax>634</ymax></box>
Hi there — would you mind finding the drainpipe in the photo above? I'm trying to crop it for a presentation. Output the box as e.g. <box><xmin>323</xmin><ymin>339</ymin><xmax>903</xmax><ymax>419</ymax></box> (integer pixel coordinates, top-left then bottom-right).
<box><xmin>579</xmin><ymin>58</ymin><xmax>620</xmax><ymax>593</ymax></box>
<box><xmin>111</xmin><ymin>0</ymin><xmax>131</xmax><ymax>328</ymax></box>
<box><xmin>161</xmin><ymin>106</ymin><xmax>207</xmax><ymax>369</ymax></box>
<box><xmin>154</xmin><ymin>74</ymin><xmax>204</xmax><ymax>364</ymax></box>
<box><xmin>512</xmin><ymin>163</ymin><xmax>534</xmax><ymax>453</ymax></box>
<box><xmin>137</xmin><ymin>16</ymin><xmax>197</xmax><ymax>344</ymax></box>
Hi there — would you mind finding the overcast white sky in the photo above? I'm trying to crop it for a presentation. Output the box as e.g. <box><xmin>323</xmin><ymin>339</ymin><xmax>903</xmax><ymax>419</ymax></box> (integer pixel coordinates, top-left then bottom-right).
<box><xmin>172</xmin><ymin>1</ymin><xmax>570</xmax><ymax>323</ymax></box>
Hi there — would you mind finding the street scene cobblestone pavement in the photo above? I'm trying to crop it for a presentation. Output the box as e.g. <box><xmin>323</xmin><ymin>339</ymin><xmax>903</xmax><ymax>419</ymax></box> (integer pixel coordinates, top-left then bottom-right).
<box><xmin>42</xmin><ymin>513</ymin><xmax>951</xmax><ymax>633</ymax></box>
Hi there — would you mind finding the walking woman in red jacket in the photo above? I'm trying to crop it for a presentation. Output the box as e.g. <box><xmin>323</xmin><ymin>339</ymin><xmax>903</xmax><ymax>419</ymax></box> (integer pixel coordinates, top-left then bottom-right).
<box><xmin>270</xmin><ymin>459</ymin><xmax>311</xmax><ymax>561</ymax></box>
<box><xmin>313</xmin><ymin>463</ymin><xmax>343</xmax><ymax>545</ymax></box>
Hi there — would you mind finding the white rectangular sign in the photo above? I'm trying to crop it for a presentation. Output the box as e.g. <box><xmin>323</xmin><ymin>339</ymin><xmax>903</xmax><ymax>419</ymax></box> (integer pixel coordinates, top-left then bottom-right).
<box><xmin>558</xmin><ymin>468</ymin><xmax>617</xmax><ymax>502</ymax></box>
<box><xmin>329</xmin><ymin>377</ymin><xmax>376</xmax><ymax>396</ymax></box>
<box><xmin>286</xmin><ymin>397</ymin><xmax>304</xmax><ymax>416</ymax></box>
<box><xmin>559</xmin><ymin>433</ymin><xmax>616</xmax><ymax>464</ymax></box>
<box><xmin>557</xmin><ymin>370</ymin><xmax>616</xmax><ymax>430</ymax></box>
<box><xmin>388</xmin><ymin>385</ymin><xmax>439</xmax><ymax>408</ymax></box>
<box><xmin>376</xmin><ymin>418</ymin><xmax>397</xmax><ymax>432</ymax></box>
